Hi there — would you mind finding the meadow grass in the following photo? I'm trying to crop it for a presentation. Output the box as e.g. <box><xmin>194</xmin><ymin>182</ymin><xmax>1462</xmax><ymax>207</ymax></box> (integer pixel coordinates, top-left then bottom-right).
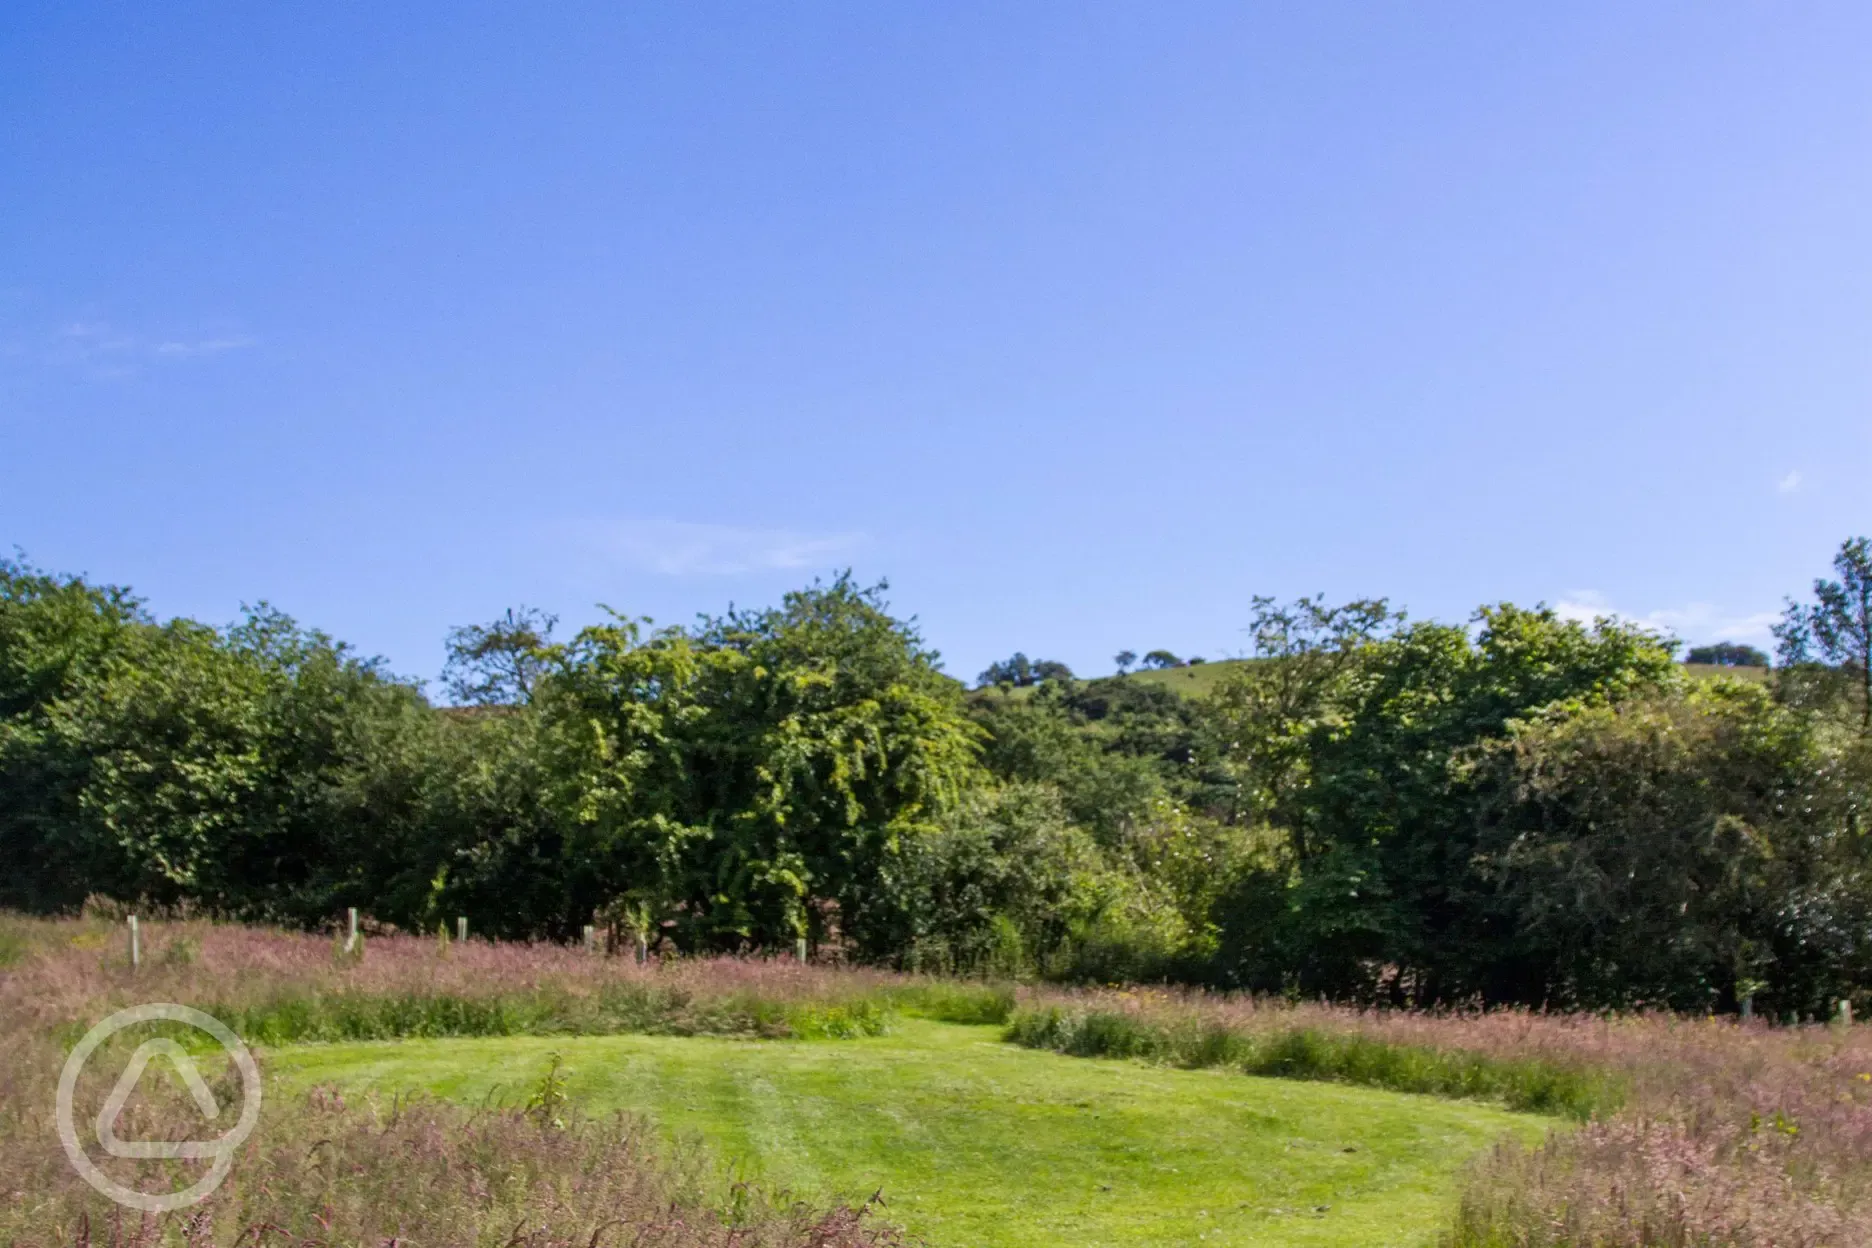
<box><xmin>0</xmin><ymin>914</ymin><xmax>955</xmax><ymax>1046</ymax></box>
<box><xmin>1011</xmin><ymin>987</ymin><xmax>1872</xmax><ymax>1245</ymax></box>
<box><xmin>273</xmin><ymin>1019</ymin><xmax>1551</xmax><ymax>1248</ymax></box>
<box><xmin>13</xmin><ymin>915</ymin><xmax>1872</xmax><ymax>1245</ymax></box>
<box><xmin>1008</xmin><ymin>1004</ymin><xmax>1621</xmax><ymax>1119</ymax></box>
<box><xmin>0</xmin><ymin>916</ymin><xmax>950</xmax><ymax>1246</ymax></box>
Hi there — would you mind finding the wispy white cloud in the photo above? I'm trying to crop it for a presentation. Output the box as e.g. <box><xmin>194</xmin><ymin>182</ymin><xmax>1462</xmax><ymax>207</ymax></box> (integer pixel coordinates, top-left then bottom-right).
<box><xmin>1555</xmin><ymin>589</ymin><xmax>1780</xmax><ymax>644</ymax></box>
<box><xmin>154</xmin><ymin>335</ymin><xmax>256</xmax><ymax>357</ymax></box>
<box><xmin>599</xmin><ymin>520</ymin><xmax>866</xmax><ymax>577</ymax></box>
<box><xmin>58</xmin><ymin>320</ymin><xmax>139</xmax><ymax>356</ymax></box>
<box><xmin>1777</xmin><ymin>470</ymin><xmax>1803</xmax><ymax>495</ymax></box>
<box><xmin>41</xmin><ymin>320</ymin><xmax>256</xmax><ymax>370</ymax></box>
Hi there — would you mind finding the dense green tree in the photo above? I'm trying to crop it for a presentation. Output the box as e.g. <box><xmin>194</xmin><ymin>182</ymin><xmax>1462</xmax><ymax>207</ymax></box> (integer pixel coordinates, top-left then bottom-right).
<box><xmin>1777</xmin><ymin>536</ymin><xmax>1872</xmax><ymax>735</ymax></box>
<box><xmin>542</xmin><ymin>576</ymin><xmax>985</xmax><ymax>952</ymax></box>
<box><xmin>1466</xmin><ymin>681</ymin><xmax>1872</xmax><ymax>1012</ymax></box>
<box><xmin>978</xmin><ymin>653</ymin><xmax>1032</xmax><ymax>687</ymax></box>
<box><xmin>1140</xmin><ymin>649</ymin><xmax>1183</xmax><ymax>670</ymax></box>
<box><xmin>890</xmin><ymin>783</ymin><xmax>1104</xmax><ymax>973</ymax></box>
<box><xmin>1114</xmin><ymin>649</ymin><xmax>1137</xmax><ymax>675</ymax></box>
<box><xmin>0</xmin><ymin>559</ymin><xmax>441</xmax><ymax>924</ymax></box>
<box><xmin>969</xmin><ymin>672</ymin><xmax>1225</xmax><ymax>843</ymax></box>
<box><xmin>210</xmin><ymin>608</ymin><xmax>445</xmax><ymax>925</ymax></box>
<box><xmin>1206</xmin><ymin>595</ymin><xmax>1395</xmax><ymax>841</ymax></box>
<box><xmin>0</xmin><ymin>585</ymin><xmax>270</xmax><ymax>910</ymax></box>
<box><xmin>978</xmin><ymin>653</ymin><xmax>1072</xmax><ymax>687</ymax></box>
<box><xmin>1208</xmin><ymin>598</ymin><xmax>1683</xmax><ymax>1001</ymax></box>
<box><xmin>0</xmin><ymin>558</ymin><xmax>184</xmax><ymax>909</ymax></box>
<box><xmin>443</xmin><ymin>607</ymin><xmax>560</xmax><ymax>706</ymax></box>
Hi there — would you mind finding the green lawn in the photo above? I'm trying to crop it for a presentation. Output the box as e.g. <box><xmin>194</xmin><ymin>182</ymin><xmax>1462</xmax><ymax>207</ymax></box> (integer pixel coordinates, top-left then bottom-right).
<box><xmin>273</xmin><ymin>1019</ymin><xmax>1552</xmax><ymax>1248</ymax></box>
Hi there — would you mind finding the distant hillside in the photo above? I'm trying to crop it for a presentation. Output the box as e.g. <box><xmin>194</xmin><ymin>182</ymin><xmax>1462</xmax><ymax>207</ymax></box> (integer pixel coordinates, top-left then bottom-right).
<box><xmin>1119</xmin><ymin>659</ymin><xmax>1253</xmax><ymax>698</ymax></box>
<box><xmin>971</xmin><ymin>658</ymin><xmax>1768</xmax><ymax>702</ymax></box>
<box><xmin>1684</xmin><ymin>662</ymin><xmax>1770</xmax><ymax>683</ymax></box>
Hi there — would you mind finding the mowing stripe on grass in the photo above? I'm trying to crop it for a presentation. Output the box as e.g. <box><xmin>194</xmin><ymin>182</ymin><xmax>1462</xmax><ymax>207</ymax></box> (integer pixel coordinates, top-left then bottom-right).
<box><xmin>272</xmin><ymin>1019</ymin><xmax>1557</xmax><ymax>1248</ymax></box>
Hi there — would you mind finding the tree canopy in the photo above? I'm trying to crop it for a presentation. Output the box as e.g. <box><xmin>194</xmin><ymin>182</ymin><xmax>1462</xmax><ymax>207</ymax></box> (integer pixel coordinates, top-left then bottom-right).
<box><xmin>4</xmin><ymin>547</ymin><xmax>1870</xmax><ymax>1014</ymax></box>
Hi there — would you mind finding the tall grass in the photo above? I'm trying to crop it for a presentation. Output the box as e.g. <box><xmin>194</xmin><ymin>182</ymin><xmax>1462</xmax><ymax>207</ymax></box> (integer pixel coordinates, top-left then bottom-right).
<box><xmin>1</xmin><ymin>916</ymin><xmax>930</xmax><ymax>1046</ymax></box>
<box><xmin>0</xmin><ymin>916</ymin><xmax>940</xmax><ymax>1246</ymax></box>
<box><xmin>19</xmin><ymin>915</ymin><xmax>1872</xmax><ymax>1244</ymax></box>
<box><xmin>5</xmin><ymin>1067</ymin><xmax>903</xmax><ymax>1247</ymax></box>
<box><xmin>1008</xmin><ymin>1003</ymin><xmax>1618</xmax><ymax>1118</ymax></box>
<box><xmin>1006</xmin><ymin>986</ymin><xmax>1872</xmax><ymax>1245</ymax></box>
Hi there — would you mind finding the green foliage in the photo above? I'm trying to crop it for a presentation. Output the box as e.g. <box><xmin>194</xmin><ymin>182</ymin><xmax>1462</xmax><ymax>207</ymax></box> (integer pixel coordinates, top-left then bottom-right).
<box><xmin>881</xmin><ymin>980</ymin><xmax>1016</xmax><ymax>1024</ymax></box>
<box><xmin>1777</xmin><ymin>535</ymin><xmax>1872</xmax><ymax>735</ymax></box>
<box><xmin>534</xmin><ymin>574</ymin><xmax>984</xmax><ymax>953</ymax></box>
<box><xmin>442</xmin><ymin>605</ymin><xmax>559</xmax><ymax>706</ymax></box>
<box><xmin>977</xmin><ymin>652</ymin><xmax>1072</xmax><ymax>687</ymax></box>
<box><xmin>780</xmin><ymin>998</ymin><xmax>893</xmax><ymax>1039</ymax></box>
<box><xmin>0</xmin><ymin>561</ymin><xmax>987</xmax><ymax>957</ymax></box>
<box><xmin>1463</xmin><ymin>680</ymin><xmax>1872</xmax><ymax>1012</ymax></box>
<box><xmin>0</xmin><ymin>559</ymin><xmax>441</xmax><ymax>922</ymax></box>
<box><xmin>969</xmin><ymin>673</ymin><xmax>1221</xmax><ymax>842</ymax></box>
<box><xmin>7</xmin><ymin>546</ymin><xmax>1871</xmax><ymax>1013</ymax></box>
<box><xmin>523</xmin><ymin>1051</ymin><xmax>572</xmax><ymax>1128</ymax></box>
<box><xmin>1206</xmin><ymin>598</ymin><xmax>1689</xmax><ymax>1001</ymax></box>
<box><xmin>892</xmin><ymin>783</ymin><xmax>1109</xmax><ymax>973</ymax></box>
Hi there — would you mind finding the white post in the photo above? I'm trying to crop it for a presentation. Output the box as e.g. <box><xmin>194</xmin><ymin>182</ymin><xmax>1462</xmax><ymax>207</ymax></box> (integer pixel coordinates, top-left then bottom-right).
<box><xmin>128</xmin><ymin>915</ymin><xmax>140</xmax><ymax>971</ymax></box>
<box><xmin>457</xmin><ymin>916</ymin><xmax>468</xmax><ymax>944</ymax></box>
<box><xmin>1741</xmin><ymin>994</ymin><xmax>1753</xmax><ymax>1020</ymax></box>
<box><xmin>795</xmin><ymin>936</ymin><xmax>808</xmax><ymax>964</ymax></box>
<box><xmin>635</xmin><ymin>933</ymin><xmax>648</xmax><ymax>965</ymax></box>
<box><xmin>1840</xmin><ymin>999</ymin><xmax>1854</xmax><ymax>1027</ymax></box>
<box><xmin>347</xmin><ymin>907</ymin><xmax>359</xmax><ymax>954</ymax></box>
<box><xmin>583</xmin><ymin>924</ymin><xmax>595</xmax><ymax>952</ymax></box>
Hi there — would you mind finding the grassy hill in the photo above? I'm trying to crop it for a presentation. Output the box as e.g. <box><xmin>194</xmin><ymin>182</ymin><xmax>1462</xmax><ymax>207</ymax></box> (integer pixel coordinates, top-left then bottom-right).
<box><xmin>1123</xmin><ymin>658</ymin><xmax>1254</xmax><ymax>697</ymax></box>
<box><xmin>974</xmin><ymin>659</ymin><xmax>1767</xmax><ymax>702</ymax></box>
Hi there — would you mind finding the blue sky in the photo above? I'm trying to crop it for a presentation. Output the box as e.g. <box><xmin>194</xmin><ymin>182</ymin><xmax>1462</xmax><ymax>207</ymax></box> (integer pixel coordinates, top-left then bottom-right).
<box><xmin>3</xmin><ymin>2</ymin><xmax>1868</xmax><ymax>688</ymax></box>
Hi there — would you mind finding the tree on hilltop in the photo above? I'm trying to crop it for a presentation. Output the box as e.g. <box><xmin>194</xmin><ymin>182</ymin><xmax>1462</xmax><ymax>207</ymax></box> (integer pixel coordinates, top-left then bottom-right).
<box><xmin>1685</xmin><ymin>642</ymin><xmax>1769</xmax><ymax>668</ymax></box>
<box><xmin>979</xmin><ymin>653</ymin><xmax>1033</xmax><ymax>688</ymax></box>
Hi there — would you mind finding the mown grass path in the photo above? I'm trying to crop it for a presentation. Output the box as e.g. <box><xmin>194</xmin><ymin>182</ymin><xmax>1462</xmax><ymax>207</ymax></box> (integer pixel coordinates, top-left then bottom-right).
<box><xmin>272</xmin><ymin>1019</ymin><xmax>1552</xmax><ymax>1248</ymax></box>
